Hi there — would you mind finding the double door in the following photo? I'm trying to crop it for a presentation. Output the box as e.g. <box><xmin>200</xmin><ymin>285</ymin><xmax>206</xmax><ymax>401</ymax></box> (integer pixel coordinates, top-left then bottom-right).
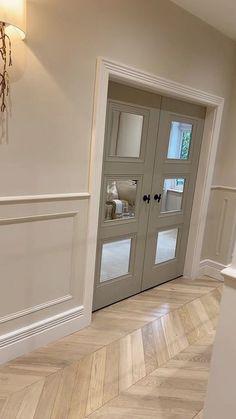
<box><xmin>93</xmin><ymin>91</ymin><xmax>205</xmax><ymax>310</ymax></box>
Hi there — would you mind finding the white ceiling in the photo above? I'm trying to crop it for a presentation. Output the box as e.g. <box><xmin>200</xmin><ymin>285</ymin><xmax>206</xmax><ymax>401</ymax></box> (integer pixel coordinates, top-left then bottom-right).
<box><xmin>171</xmin><ymin>0</ymin><xmax>236</xmax><ymax>41</ymax></box>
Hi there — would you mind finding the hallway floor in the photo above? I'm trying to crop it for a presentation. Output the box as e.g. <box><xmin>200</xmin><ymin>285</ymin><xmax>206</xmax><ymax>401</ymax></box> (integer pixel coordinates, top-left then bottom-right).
<box><xmin>0</xmin><ymin>276</ymin><xmax>222</xmax><ymax>418</ymax></box>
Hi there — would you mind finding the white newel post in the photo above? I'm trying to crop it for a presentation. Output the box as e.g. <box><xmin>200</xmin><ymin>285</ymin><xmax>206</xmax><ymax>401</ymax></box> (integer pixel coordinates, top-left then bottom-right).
<box><xmin>203</xmin><ymin>237</ymin><xmax>236</xmax><ymax>419</ymax></box>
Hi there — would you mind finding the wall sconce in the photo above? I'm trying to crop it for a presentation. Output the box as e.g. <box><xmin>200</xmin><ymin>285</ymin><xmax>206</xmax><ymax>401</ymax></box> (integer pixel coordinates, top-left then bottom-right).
<box><xmin>0</xmin><ymin>0</ymin><xmax>26</xmax><ymax>112</ymax></box>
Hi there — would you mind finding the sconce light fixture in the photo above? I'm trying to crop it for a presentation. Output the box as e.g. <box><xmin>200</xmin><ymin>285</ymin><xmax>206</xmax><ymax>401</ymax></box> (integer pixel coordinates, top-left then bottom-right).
<box><xmin>0</xmin><ymin>0</ymin><xmax>26</xmax><ymax>112</ymax></box>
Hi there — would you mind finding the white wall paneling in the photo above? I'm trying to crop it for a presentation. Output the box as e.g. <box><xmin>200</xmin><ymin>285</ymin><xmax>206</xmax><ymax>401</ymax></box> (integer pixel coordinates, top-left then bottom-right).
<box><xmin>201</xmin><ymin>186</ymin><xmax>236</xmax><ymax>274</ymax></box>
<box><xmin>0</xmin><ymin>192</ymin><xmax>90</xmax><ymax>363</ymax></box>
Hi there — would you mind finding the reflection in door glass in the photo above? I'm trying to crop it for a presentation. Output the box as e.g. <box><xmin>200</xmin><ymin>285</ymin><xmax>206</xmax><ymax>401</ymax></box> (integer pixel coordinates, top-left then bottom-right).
<box><xmin>167</xmin><ymin>122</ymin><xmax>193</xmax><ymax>160</ymax></box>
<box><xmin>105</xmin><ymin>179</ymin><xmax>137</xmax><ymax>221</ymax></box>
<box><xmin>100</xmin><ymin>239</ymin><xmax>132</xmax><ymax>282</ymax></box>
<box><xmin>161</xmin><ymin>178</ymin><xmax>185</xmax><ymax>213</ymax></box>
<box><xmin>109</xmin><ymin>111</ymin><xmax>143</xmax><ymax>158</ymax></box>
<box><xmin>155</xmin><ymin>228</ymin><xmax>178</xmax><ymax>264</ymax></box>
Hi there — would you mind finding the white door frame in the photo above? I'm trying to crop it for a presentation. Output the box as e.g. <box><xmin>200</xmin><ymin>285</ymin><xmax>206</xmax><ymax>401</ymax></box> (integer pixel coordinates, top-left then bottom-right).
<box><xmin>84</xmin><ymin>57</ymin><xmax>224</xmax><ymax>315</ymax></box>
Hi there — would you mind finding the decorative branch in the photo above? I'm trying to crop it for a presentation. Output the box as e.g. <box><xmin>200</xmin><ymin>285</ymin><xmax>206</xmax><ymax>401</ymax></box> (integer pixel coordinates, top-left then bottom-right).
<box><xmin>0</xmin><ymin>22</ymin><xmax>12</xmax><ymax>113</ymax></box>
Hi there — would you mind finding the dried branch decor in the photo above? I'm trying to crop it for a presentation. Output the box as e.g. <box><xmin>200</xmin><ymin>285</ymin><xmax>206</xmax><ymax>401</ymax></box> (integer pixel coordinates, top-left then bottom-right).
<box><xmin>0</xmin><ymin>22</ymin><xmax>12</xmax><ymax>112</ymax></box>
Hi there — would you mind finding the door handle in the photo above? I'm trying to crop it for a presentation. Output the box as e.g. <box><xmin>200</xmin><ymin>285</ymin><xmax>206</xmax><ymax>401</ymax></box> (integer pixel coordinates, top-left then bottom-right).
<box><xmin>154</xmin><ymin>193</ymin><xmax>162</xmax><ymax>203</ymax></box>
<box><xmin>143</xmin><ymin>194</ymin><xmax>151</xmax><ymax>204</ymax></box>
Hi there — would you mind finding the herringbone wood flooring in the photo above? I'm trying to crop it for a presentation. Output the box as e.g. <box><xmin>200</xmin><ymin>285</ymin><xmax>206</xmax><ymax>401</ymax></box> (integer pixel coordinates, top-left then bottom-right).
<box><xmin>0</xmin><ymin>276</ymin><xmax>222</xmax><ymax>418</ymax></box>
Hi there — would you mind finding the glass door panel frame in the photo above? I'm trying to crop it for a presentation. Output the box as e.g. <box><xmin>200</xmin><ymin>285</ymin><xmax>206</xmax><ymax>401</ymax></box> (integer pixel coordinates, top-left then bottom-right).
<box><xmin>155</xmin><ymin>226</ymin><xmax>181</xmax><ymax>266</ymax></box>
<box><xmin>158</xmin><ymin>173</ymin><xmax>190</xmax><ymax>219</ymax></box>
<box><xmin>96</xmin><ymin>234</ymin><xmax>137</xmax><ymax>287</ymax></box>
<box><xmin>163</xmin><ymin>114</ymin><xmax>199</xmax><ymax>165</ymax></box>
<box><xmin>101</xmin><ymin>174</ymin><xmax>143</xmax><ymax>227</ymax></box>
<box><xmin>104</xmin><ymin>100</ymin><xmax>150</xmax><ymax>164</ymax></box>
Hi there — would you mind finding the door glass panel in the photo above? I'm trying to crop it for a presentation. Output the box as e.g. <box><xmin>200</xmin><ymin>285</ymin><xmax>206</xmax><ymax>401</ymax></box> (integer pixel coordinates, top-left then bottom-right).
<box><xmin>155</xmin><ymin>228</ymin><xmax>178</xmax><ymax>264</ymax></box>
<box><xmin>167</xmin><ymin>121</ymin><xmax>193</xmax><ymax>160</ymax></box>
<box><xmin>161</xmin><ymin>178</ymin><xmax>185</xmax><ymax>213</ymax></box>
<box><xmin>100</xmin><ymin>238</ymin><xmax>132</xmax><ymax>282</ymax></box>
<box><xmin>105</xmin><ymin>179</ymin><xmax>138</xmax><ymax>221</ymax></box>
<box><xmin>109</xmin><ymin>111</ymin><xmax>143</xmax><ymax>158</ymax></box>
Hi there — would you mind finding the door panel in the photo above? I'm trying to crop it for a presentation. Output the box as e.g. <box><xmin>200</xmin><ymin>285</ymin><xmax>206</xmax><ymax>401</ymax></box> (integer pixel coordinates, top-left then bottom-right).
<box><xmin>141</xmin><ymin>99</ymin><xmax>205</xmax><ymax>290</ymax></box>
<box><xmin>93</xmin><ymin>99</ymin><xmax>161</xmax><ymax>310</ymax></box>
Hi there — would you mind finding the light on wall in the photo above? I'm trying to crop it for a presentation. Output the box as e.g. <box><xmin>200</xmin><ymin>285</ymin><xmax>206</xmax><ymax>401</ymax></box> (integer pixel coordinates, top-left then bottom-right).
<box><xmin>0</xmin><ymin>0</ymin><xmax>26</xmax><ymax>112</ymax></box>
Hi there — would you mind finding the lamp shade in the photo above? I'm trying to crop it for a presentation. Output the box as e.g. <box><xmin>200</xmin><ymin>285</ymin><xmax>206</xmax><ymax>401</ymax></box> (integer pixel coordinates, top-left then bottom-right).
<box><xmin>0</xmin><ymin>0</ymin><xmax>26</xmax><ymax>38</ymax></box>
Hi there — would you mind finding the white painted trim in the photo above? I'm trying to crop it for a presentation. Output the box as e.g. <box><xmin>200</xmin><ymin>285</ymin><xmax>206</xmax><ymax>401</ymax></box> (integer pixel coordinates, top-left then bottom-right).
<box><xmin>216</xmin><ymin>198</ymin><xmax>228</xmax><ymax>256</ymax></box>
<box><xmin>199</xmin><ymin>259</ymin><xmax>229</xmax><ymax>281</ymax></box>
<box><xmin>0</xmin><ymin>305</ymin><xmax>86</xmax><ymax>364</ymax></box>
<box><xmin>86</xmin><ymin>57</ymin><xmax>224</xmax><ymax>303</ymax></box>
<box><xmin>211</xmin><ymin>185</ymin><xmax>236</xmax><ymax>192</ymax></box>
<box><xmin>221</xmin><ymin>267</ymin><xmax>236</xmax><ymax>281</ymax></box>
<box><xmin>0</xmin><ymin>294</ymin><xmax>72</xmax><ymax>324</ymax></box>
<box><xmin>0</xmin><ymin>211</ymin><xmax>78</xmax><ymax>225</ymax></box>
<box><xmin>101</xmin><ymin>58</ymin><xmax>223</xmax><ymax>106</ymax></box>
<box><xmin>0</xmin><ymin>192</ymin><xmax>90</xmax><ymax>204</ymax></box>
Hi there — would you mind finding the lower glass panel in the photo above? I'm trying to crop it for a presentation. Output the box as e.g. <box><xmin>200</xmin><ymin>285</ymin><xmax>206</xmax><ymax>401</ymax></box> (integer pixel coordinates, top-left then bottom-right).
<box><xmin>155</xmin><ymin>228</ymin><xmax>178</xmax><ymax>264</ymax></box>
<box><xmin>100</xmin><ymin>238</ymin><xmax>132</xmax><ymax>282</ymax></box>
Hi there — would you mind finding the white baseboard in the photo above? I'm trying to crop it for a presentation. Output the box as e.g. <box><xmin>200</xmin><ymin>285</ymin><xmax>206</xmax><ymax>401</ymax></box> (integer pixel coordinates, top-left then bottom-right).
<box><xmin>199</xmin><ymin>259</ymin><xmax>229</xmax><ymax>281</ymax></box>
<box><xmin>0</xmin><ymin>305</ymin><xmax>89</xmax><ymax>364</ymax></box>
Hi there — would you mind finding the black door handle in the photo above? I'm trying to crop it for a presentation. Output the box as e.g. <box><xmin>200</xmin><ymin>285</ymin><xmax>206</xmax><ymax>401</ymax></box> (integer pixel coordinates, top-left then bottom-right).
<box><xmin>143</xmin><ymin>194</ymin><xmax>151</xmax><ymax>204</ymax></box>
<box><xmin>154</xmin><ymin>194</ymin><xmax>162</xmax><ymax>203</ymax></box>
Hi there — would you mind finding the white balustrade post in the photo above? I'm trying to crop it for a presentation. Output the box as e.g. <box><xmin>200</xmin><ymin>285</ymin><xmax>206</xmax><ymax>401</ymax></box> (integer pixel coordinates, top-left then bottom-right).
<box><xmin>203</xmin><ymin>237</ymin><xmax>236</xmax><ymax>418</ymax></box>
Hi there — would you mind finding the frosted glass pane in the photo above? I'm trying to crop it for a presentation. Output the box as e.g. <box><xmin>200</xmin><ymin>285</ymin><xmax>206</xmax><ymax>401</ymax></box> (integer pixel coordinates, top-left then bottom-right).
<box><xmin>110</xmin><ymin>111</ymin><xmax>143</xmax><ymax>158</ymax></box>
<box><xmin>167</xmin><ymin>122</ymin><xmax>192</xmax><ymax>160</ymax></box>
<box><xmin>105</xmin><ymin>179</ymin><xmax>137</xmax><ymax>221</ymax></box>
<box><xmin>100</xmin><ymin>239</ymin><xmax>131</xmax><ymax>282</ymax></box>
<box><xmin>155</xmin><ymin>228</ymin><xmax>178</xmax><ymax>264</ymax></box>
<box><xmin>161</xmin><ymin>178</ymin><xmax>185</xmax><ymax>213</ymax></box>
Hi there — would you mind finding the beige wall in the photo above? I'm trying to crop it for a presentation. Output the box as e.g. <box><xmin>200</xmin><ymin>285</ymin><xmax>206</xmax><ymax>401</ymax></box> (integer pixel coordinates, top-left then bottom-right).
<box><xmin>214</xmin><ymin>77</ymin><xmax>236</xmax><ymax>187</ymax></box>
<box><xmin>1</xmin><ymin>0</ymin><xmax>236</xmax><ymax>361</ymax></box>
<box><xmin>2</xmin><ymin>0</ymin><xmax>236</xmax><ymax>196</ymax></box>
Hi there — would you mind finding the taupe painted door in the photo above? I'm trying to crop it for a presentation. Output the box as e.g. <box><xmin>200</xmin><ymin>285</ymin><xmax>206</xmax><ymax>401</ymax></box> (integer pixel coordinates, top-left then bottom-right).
<box><xmin>93</xmin><ymin>84</ymin><xmax>205</xmax><ymax>310</ymax></box>
<box><xmin>142</xmin><ymin>97</ymin><xmax>205</xmax><ymax>290</ymax></box>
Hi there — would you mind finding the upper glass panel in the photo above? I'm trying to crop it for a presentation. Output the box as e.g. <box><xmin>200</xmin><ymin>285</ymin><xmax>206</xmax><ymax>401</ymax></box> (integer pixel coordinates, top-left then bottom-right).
<box><xmin>105</xmin><ymin>179</ymin><xmax>138</xmax><ymax>222</ymax></box>
<box><xmin>161</xmin><ymin>178</ymin><xmax>185</xmax><ymax>213</ymax></box>
<box><xmin>100</xmin><ymin>238</ymin><xmax>132</xmax><ymax>282</ymax></box>
<box><xmin>109</xmin><ymin>111</ymin><xmax>143</xmax><ymax>158</ymax></box>
<box><xmin>167</xmin><ymin>121</ymin><xmax>193</xmax><ymax>160</ymax></box>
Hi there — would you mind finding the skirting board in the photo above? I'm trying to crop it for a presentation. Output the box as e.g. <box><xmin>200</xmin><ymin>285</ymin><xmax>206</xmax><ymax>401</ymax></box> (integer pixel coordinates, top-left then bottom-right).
<box><xmin>199</xmin><ymin>259</ymin><xmax>229</xmax><ymax>281</ymax></box>
<box><xmin>0</xmin><ymin>305</ymin><xmax>88</xmax><ymax>364</ymax></box>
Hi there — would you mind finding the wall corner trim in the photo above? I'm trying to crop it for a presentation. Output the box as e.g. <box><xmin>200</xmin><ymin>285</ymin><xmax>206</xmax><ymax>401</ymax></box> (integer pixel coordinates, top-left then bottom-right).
<box><xmin>199</xmin><ymin>259</ymin><xmax>228</xmax><ymax>281</ymax></box>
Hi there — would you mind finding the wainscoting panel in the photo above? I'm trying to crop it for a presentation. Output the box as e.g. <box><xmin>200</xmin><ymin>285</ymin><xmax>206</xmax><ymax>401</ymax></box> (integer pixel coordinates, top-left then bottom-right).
<box><xmin>0</xmin><ymin>193</ymin><xmax>90</xmax><ymax>363</ymax></box>
<box><xmin>201</xmin><ymin>186</ymin><xmax>236</xmax><ymax>278</ymax></box>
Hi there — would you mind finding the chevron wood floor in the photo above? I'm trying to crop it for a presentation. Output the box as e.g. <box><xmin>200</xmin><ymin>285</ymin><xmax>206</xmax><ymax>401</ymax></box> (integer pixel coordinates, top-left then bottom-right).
<box><xmin>88</xmin><ymin>332</ymin><xmax>215</xmax><ymax>419</ymax></box>
<box><xmin>0</xmin><ymin>276</ymin><xmax>222</xmax><ymax>418</ymax></box>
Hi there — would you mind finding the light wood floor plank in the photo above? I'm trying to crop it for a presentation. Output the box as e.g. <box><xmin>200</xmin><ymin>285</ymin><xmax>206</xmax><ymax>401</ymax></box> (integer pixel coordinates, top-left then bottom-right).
<box><xmin>68</xmin><ymin>354</ymin><xmax>93</xmax><ymax>419</ymax></box>
<box><xmin>102</xmin><ymin>340</ymin><xmax>119</xmax><ymax>405</ymax></box>
<box><xmin>34</xmin><ymin>371</ymin><xmax>63</xmax><ymax>419</ymax></box>
<box><xmin>50</xmin><ymin>363</ymin><xmax>77</xmax><ymax>419</ymax></box>
<box><xmin>85</xmin><ymin>347</ymin><xmax>107</xmax><ymax>416</ymax></box>
<box><xmin>16</xmin><ymin>380</ymin><xmax>44</xmax><ymax>419</ymax></box>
